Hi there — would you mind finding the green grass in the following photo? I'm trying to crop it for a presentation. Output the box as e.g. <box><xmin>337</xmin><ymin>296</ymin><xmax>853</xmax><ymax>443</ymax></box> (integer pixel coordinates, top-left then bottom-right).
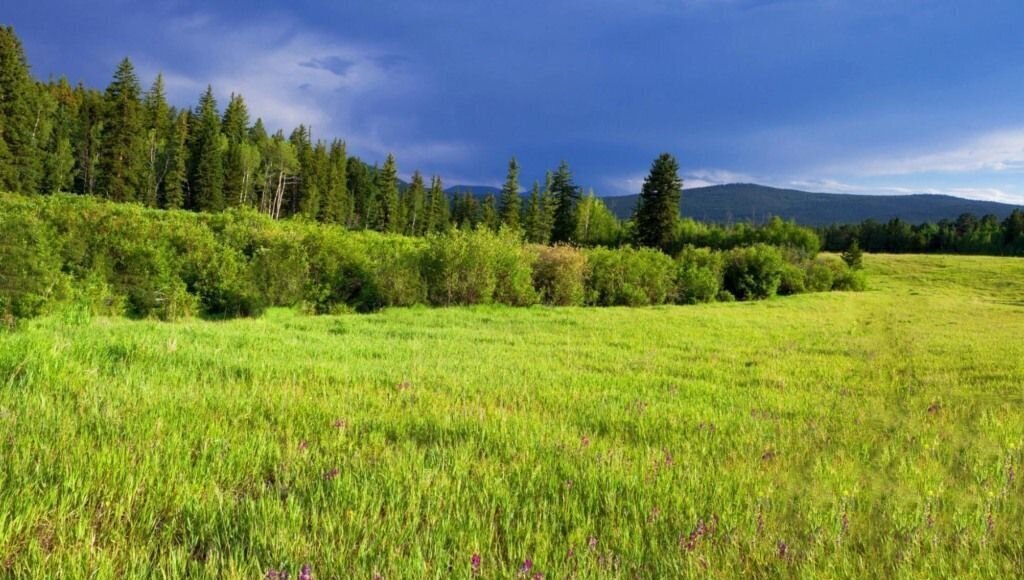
<box><xmin>1</xmin><ymin>254</ymin><xmax>1023</xmax><ymax>577</ymax></box>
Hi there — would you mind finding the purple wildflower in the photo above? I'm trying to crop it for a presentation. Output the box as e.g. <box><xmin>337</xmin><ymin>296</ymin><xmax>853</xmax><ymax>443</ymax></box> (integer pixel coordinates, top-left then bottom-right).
<box><xmin>520</xmin><ymin>558</ymin><xmax>533</xmax><ymax>573</ymax></box>
<box><xmin>470</xmin><ymin>553</ymin><xmax>481</xmax><ymax>576</ymax></box>
<box><xmin>298</xmin><ymin>441</ymin><xmax>309</xmax><ymax>452</ymax></box>
<box><xmin>588</xmin><ymin>536</ymin><xmax>598</xmax><ymax>551</ymax></box>
<box><xmin>298</xmin><ymin>564</ymin><xmax>313</xmax><ymax>580</ymax></box>
<box><xmin>580</xmin><ymin>436</ymin><xmax>591</xmax><ymax>448</ymax></box>
<box><xmin>324</xmin><ymin>468</ymin><xmax>340</xmax><ymax>481</ymax></box>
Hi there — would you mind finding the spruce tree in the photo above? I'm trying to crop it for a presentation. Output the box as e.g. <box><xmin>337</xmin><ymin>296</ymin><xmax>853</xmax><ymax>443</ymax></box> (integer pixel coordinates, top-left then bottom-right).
<box><xmin>42</xmin><ymin>78</ymin><xmax>77</xmax><ymax>193</ymax></box>
<box><xmin>633</xmin><ymin>153</ymin><xmax>682</xmax><ymax>252</ymax></box>
<box><xmin>141</xmin><ymin>74</ymin><xmax>171</xmax><ymax>206</ymax></box>
<box><xmin>404</xmin><ymin>170</ymin><xmax>426</xmax><ymax>235</ymax></box>
<box><xmin>321</xmin><ymin>140</ymin><xmax>350</xmax><ymax>225</ymax></box>
<box><xmin>374</xmin><ymin>153</ymin><xmax>401</xmax><ymax>232</ymax></box>
<box><xmin>73</xmin><ymin>84</ymin><xmax>103</xmax><ymax>195</ymax></box>
<box><xmin>550</xmin><ymin>161</ymin><xmax>580</xmax><ymax>243</ymax></box>
<box><xmin>426</xmin><ymin>175</ymin><xmax>449</xmax><ymax>233</ymax></box>
<box><xmin>524</xmin><ymin>181</ymin><xmax>542</xmax><ymax>243</ymax></box>
<box><xmin>188</xmin><ymin>86</ymin><xmax>225</xmax><ymax>212</ymax></box>
<box><xmin>481</xmin><ymin>194</ymin><xmax>499</xmax><ymax>231</ymax></box>
<box><xmin>161</xmin><ymin>110</ymin><xmax>188</xmax><ymax>209</ymax></box>
<box><xmin>499</xmin><ymin>156</ymin><xmax>521</xmax><ymax>229</ymax></box>
<box><xmin>97</xmin><ymin>58</ymin><xmax>146</xmax><ymax>202</ymax></box>
<box><xmin>346</xmin><ymin>157</ymin><xmax>376</xmax><ymax>228</ymax></box>
<box><xmin>221</xmin><ymin>93</ymin><xmax>251</xmax><ymax>207</ymax></box>
<box><xmin>0</xmin><ymin>26</ymin><xmax>43</xmax><ymax>193</ymax></box>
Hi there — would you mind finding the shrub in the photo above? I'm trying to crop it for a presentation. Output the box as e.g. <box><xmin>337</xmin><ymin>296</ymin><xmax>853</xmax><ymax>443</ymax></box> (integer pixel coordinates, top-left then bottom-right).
<box><xmin>804</xmin><ymin>259</ymin><xmax>836</xmax><ymax>292</ymax></box>
<box><xmin>778</xmin><ymin>262</ymin><xmax>807</xmax><ymax>295</ymax></box>
<box><xmin>532</xmin><ymin>245</ymin><xmax>588</xmax><ymax>306</ymax></box>
<box><xmin>0</xmin><ymin>211</ymin><xmax>67</xmax><ymax>319</ymax></box>
<box><xmin>675</xmin><ymin>246</ymin><xmax>722</xmax><ymax>304</ymax></box>
<box><xmin>493</xmin><ymin>231</ymin><xmax>539</xmax><ymax>306</ymax></box>
<box><xmin>723</xmin><ymin>244</ymin><xmax>785</xmax><ymax>300</ymax></box>
<box><xmin>422</xmin><ymin>228</ymin><xmax>535</xmax><ymax>306</ymax></box>
<box><xmin>303</xmin><ymin>229</ymin><xmax>380</xmax><ymax>313</ymax></box>
<box><xmin>585</xmin><ymin>246</ymin><xmax>677</xmax><ymax>306</ymax></box>
<box><xmin>365</xmin><ymin>235</ymin><xmax>428</xmax><ymax>307</ymax></box>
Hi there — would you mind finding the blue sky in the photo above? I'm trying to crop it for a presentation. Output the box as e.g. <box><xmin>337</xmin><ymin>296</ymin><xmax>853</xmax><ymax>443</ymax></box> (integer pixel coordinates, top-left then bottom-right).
<box><xmin>8</xmin><ymin>0</ymin><xmax>1024</xmax><ymax>202</ymax></box>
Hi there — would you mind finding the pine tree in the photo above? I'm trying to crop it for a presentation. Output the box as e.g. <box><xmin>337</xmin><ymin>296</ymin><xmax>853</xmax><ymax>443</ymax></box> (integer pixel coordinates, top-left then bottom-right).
<box><xmin>97</xmin><ymin>58</ymin><xmax>147</xmax><ymax>202</ymax></box>
<box><xmin>550</xmin><ymin>161</ymin><xmax>580</xmax><ymax>243</ymax></box>
<box><xmin>42</xmin><ymin>78</ymin><xmax>77</xmax><ymax>193</ymax></box>
<box><xmin>346</xmin><ymin>157</ymin><xmax>376</xmax><ymax>228</ymax></box>
<box><xmin>0</xmin><ymin>26</ymin><xmax>44</xmax><ymax>193</ymax></box>
<box><xmin>290</xmin><ymin>125</ymin><xmax>320</xmax><ymax>218</ymax></box>
<box><xmin>426</xmin><ymin>175</ymin><xmax>449</xmax><ymax>233</ymax></box>
<box><xmin>481</xmin><ymin>194</ymin><xmax>499</xmax><ymax>231</ymax></box>
<box><xmin>188</xmin><ymin>86</ymin><xmax>225</xmax><ymax>212</ymax></box>
<box><xmin>161</xmin><ymin>110</ymin><xmax>188</xmax><ymax>209</ymax></box>
<box><xmin>320</xmin><ymin>140</ymin><xmax>350</xmax><ymax>225</ymax></box>
<box><xmin>537</xmin><ymin>172</ymin><xmax>557</xmax><ymax>244</ymax></box>
<box><xmin>499</xmin><ymin>156</ymin><xmax>521</xmax><ymax>229</ymax></box>
<box><xmin>633</xmin><ymin>153</ymin><xmax>682</xmax><ymax>252</ymax></box>
<box><xmin>404</xmin><ymin>170</ymin><xmax>427</xmax><ymax>235</ymax></box>
<box><xmin>141</xmin><ymin>74</ymin><xmax>171</xmax><ymax>206</ymax></box>
<box><xmin>72</xmin><ymin>84</ymin><xmax>103</xmax><ymax>195</ymax></box>
<box><xmin>221</xmin><ymin>93</ymin><xmax>251</xmax><ymax>207</ymax></box>
<box><xmin>374</xmin><ymin>153</ymin><xmax>401</xmax><ymax>232</ymax></box>
<box><xmin>524</xmin><ymin>181</ymin><xmax>542</xmax><ymax>243</ymax></box>
<box><xmin>841</xmin><ymin>239</ymin><xmax>864</xmax><ymax>269</ymax></box>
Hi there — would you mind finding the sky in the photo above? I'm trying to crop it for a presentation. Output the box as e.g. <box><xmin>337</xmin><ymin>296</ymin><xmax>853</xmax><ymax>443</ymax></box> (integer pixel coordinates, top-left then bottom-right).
<box><xmin>8</xmin><ymin>0</ymin><xmax>1024</xmax><ymax>202</ymax></box>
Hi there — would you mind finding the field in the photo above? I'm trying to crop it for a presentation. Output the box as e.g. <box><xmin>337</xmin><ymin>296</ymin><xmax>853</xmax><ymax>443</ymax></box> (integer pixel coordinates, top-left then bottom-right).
<box><xmin>1</xmin><ymin>254</ymin><xmax>1023</xmax><ymax>577</ymax></box>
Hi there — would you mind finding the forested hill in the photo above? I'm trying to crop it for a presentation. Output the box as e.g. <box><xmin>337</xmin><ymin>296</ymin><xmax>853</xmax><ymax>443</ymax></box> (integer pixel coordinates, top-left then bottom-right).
<box><xmin>600</xmin><ymin>184</ymin><xmax>1024</xmax><ymax>226</ymax></box>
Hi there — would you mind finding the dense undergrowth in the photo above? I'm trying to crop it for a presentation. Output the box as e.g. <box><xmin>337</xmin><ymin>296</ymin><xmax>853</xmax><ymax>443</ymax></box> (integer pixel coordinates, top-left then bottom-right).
<box><xmin>0</xmin><ymin>193</ymin><xmax>864</xmax><ymax>323</ymax></box>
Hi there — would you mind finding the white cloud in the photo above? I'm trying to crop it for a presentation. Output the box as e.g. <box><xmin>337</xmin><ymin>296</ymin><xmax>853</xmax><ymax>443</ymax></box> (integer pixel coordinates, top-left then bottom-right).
<box><xmin>133</xmin><ymin>11</ymin><xmax>472</xmax><ymax>167</ymax></box>
<box><xmin>842</xmin><ymin>128</ymin><xmax>1024</xmax><ymax>176</ymax></box>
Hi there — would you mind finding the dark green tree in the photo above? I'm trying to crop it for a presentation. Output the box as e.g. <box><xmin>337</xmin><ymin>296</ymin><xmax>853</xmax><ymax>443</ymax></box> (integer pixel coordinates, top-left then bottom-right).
<box><xmin>523</xmin><ymin>181</ymin><xmax>542</xmax><ymax>243</ymax></box>
<box><xmin>346</xmin><ymin>157</ymin><xmax>376</xmax><ymax>228</ymax></box>
<box><xmin>404</xmin><ymin>170</ymin><xmax>427</xmax><ymax>235</ymax></box>
<box><xmin>0</xmin><ymin>26</ymin><xmax>43</xmax><ymax>193</ymax></box>
<box><xmin>97</xmin><ymin>58</ymin><xmax>146</xmax><ymax>202</ymax></box>
<box><xmin>161</xmin><ymin>110</ymin><xmax>188</xmax><ymax>209</ymax></box>
<box><xmin>221</xmin><ymin>93</ymin><xmax>251</xmax><ymax>207</ymax></box>
<box><xmin>425</xmin><ymin>175</ymin><xmax>449</xmax><ymax>233</ymax></box>
<box><xmin>499</xmin><ymin>156</ymin><xmax>521</xmax><ymax>229</ymax></box>
<box><xmin>141</xmin><ymin>74</ymin><xmax>171</xmax><ymax>206</ymax></box>
<box><xmin>550</xmin><ymin>161</ymin><xmax>580</xmax><ymax>243</ymax></box>
<box><xmin>42</xmin><ymin>78</ymin><xmax>77</xmax><ymax>193</ymax></box>
<box><xmin>374</xmin><ymin>153</ymin><xmax>402</xmax><ymax>232</ymax></box>
<box><xmin>481</xmin><ymin>194</ymin><xmax>499</xmax><ymax>231</ymax></box>
<box><xmin>633</xmin><ymin>153</ymin><xmax>683</xmax><ymax>252</ymax></box>
<box><xmin>187</xmin><ymin>86</ymin><xmax>225</xmax><ymax>212</ymax></box>
<box><xmin>320</xmin><ymin>140</ymin><xmax>350</xmax><ymax>225</ymax></box>
<box><xmin>841</xmin><ymin>238</ymin><xmax>864</xmax><ymax>269</ymax></box>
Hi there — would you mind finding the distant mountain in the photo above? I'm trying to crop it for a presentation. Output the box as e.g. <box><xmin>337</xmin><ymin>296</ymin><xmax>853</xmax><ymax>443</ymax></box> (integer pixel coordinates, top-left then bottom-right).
<box><xmin>444</xmin><ymin>185</ymin><xmax>503</xmax><ymax>196</ymax></box>
<box><xmin>601</xmin><ymin>183</ymin><xmax>1024</xmax><ymax>226</ymax></box>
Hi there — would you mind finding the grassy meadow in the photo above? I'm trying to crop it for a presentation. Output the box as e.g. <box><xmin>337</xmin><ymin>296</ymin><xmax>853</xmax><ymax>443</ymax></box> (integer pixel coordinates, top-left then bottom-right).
<box><xmin>1</xmin><ymin>253</ymin><xmax>1023</xmax><ymax>577</ymax></box>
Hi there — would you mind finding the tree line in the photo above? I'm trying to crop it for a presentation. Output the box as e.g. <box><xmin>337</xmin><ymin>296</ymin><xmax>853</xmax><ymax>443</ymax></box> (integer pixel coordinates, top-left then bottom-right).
<box><xmin>820</xmin><ymin>211</ymin><xmax>1024</xmax><ymax>255</ymax></box>
<box><xmin>0</xmin><ymin>26</ymin><xmax>693</xmax><ymax>252</ymax></box>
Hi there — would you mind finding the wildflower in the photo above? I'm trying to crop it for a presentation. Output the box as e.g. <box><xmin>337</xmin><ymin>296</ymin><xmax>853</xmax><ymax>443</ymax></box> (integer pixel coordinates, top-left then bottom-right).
<box><xmin>519</xmin><ymin>559</ymin><xmax>533</xmax><ymax>575</ymax></box>
<box><xmin>324</xmin><ymin>468</ymin><xmax>340</xmax><ymax>481</ymax></box>
<box><xmin>581</xmin><ymin>436</ymin><xmax>591</xmax><ymax>448</ymax></box>
<box><xmin>777</xmin><ymin>540</ymin><xmax>789</xmax><ymax>559</ymax></box>
<box><xmin>565</xmin><ymin>479</ymin><xmax>573</xmax><ymax>489</ymax></box>
<box><xmin>298</xmin><ymin>441</ymin><xmax>309</xmax><ymax>451</ymax></box>
<box><xmin>299</xmin><ymin>564</ymin><xmax>313</xmax><ymax>580</ymax></box>
<box><xmin>333</xmin><ymin>419</ymin><xmax>347</xmax><ymax>430</ymax></box>
<box><xmin>265</xmin><ymin>570</ymin><xmax>287</xmax><ymax>580</ymax></box>
<box><xmin>471</xmin><ymin>553</ymin><xmax>481</xmax><ymax>576</ymax></box>
<box><xmin>588</xmin><ymin>536</ymin><xmax>598</xmax><ymax>551</ymax></box>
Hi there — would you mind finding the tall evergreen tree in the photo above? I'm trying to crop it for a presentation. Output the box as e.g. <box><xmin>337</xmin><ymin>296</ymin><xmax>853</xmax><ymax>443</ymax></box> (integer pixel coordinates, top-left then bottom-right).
<box><xmin>524</xmin><ymin>181</ymin><xmax>542</xmax><ymax>243</ymax></box>
<box><xmin>97</xmin><ymin>58</ymin><xmax>146</xmax><ymax>202</ymax></box>
<box><xmin>42</xmin><ymin>78</ymin><xmax>77</xmax><ymax>193</ymax></box>
<box><xmin>0</xmin><ymin>26</ymin><xmax>44</xmax><ymax>193</ymax></box>
<box><xmin>374</xmin><ymin>153</ymin><xmax>401</xmax><ymax>232</ymax></box>
<box><xmin>481</xmin><ymin>194</ymin><xmax>499</xmax><ymax>231</ymax></box>
<box><xmin>425</xmin><ymin>175</ymin><xmax>449</xmax><ymax>233</ymax></box>
<box><xmin>187</xmin><ymin>86</ymin><xmax>225</xmax><ymax>212</ymax></box>
<box><xmin>633</xmin><ymin>153</ymin><xmax>683</xmax><ymax>252</ymax></box>
<box><xmin>72</xmin><ymin>84</ymin><xmax>103</xmax><ymax>195</ymax></box>
<box><xmin>499</xmin><ymin>156</ymin><xmax>521</xmax><ymax>229</ymax></box>
<box><xmin>141</xmin><ymin>74</ymin><xmax>171</xmax><ymax>206</ymax></box>
<box><xmin>549</xmin><ymin>161</ymin><xmax>580</xmax><ymax>243</ymax></box>
<box><xmin>404</xmin><ymin>170</ymin><xmax>427</xmax><ymax>235</ymax></box>
<box><xmin>290</xmin><ymin>125</ymin><xmax>319</xmax><ymax>217</ymax></box>
<box><xmin>321</xmin><ymin>140</ymin><xmax>350</xmax><ymax>225</ymax></box>
<box><xmin>221</xmin><ymin>93</ymin><xmax>251</xmax><ymax>207</ymax></box>
<box><xmin>161</xmin><ymin>110</ymin><xmax>188</xmax><ymax>209</ymax></box>
<box><xmin>346</xmin><ymin>157</ymin><xmax>376</xmax><ymax>228</ymax></box>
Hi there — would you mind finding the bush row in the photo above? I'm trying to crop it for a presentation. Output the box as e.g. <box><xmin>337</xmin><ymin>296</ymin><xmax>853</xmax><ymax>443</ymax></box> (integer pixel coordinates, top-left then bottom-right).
<box><xmin>0</xmin><ymin>194</ymin><xmax>863</xmax><ymax>322</ymax></box>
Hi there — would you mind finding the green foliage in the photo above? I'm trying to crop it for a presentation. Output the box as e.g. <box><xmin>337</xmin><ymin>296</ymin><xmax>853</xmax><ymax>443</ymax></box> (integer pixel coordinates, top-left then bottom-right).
<box><xmin>188</xmin><ymin>87</ymin><xmax>225</xmax><ymax>212</ymax></box>
<box><xmin>499</xmin><ymin>156</ymin><xmax>521</xmax><ymax>230</ymax></box>
<box><xmin>841</xmin><ymin>238</ymin><xmax>864</xmax><ymax>269</ymax></box>
<box><xmin>532</xmin><ymin>245</ymin><xmax>589</xmax><ymax>306</ymax></box>
<box><xmin>723</xmin><ymin>244</ymin><xmax>785</xmax><ymax>300</ymax></box>
<box><xmin>97</xmin><ymin>58</ymin><xmax>146</xmax><ymax>203</ymax></box>
<box><xmin>549</xmin><ymin>161</ymin><xmax>580</xmax><ymax>244</ymax></box>
<box><xmin>585</xmin><ymin>246</ymin><xmax>677</xmax><ymax>306</ymax></box>
<box><xmin>633</xmin><ymin>153</ymin><xmax>682</xmax><ymax>252</ymax></box>
<box><xmin>674</xmin><ymin>246</ymin><xmax>723</xmax><ymax>304</ymax></box>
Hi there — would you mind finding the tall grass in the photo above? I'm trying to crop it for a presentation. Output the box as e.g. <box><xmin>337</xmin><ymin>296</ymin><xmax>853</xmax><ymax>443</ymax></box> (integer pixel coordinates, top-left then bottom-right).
<box><xmin>1</xmin><ymin>254</ymin><xmax>1022</xmax><ymax>577</ymax></box>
